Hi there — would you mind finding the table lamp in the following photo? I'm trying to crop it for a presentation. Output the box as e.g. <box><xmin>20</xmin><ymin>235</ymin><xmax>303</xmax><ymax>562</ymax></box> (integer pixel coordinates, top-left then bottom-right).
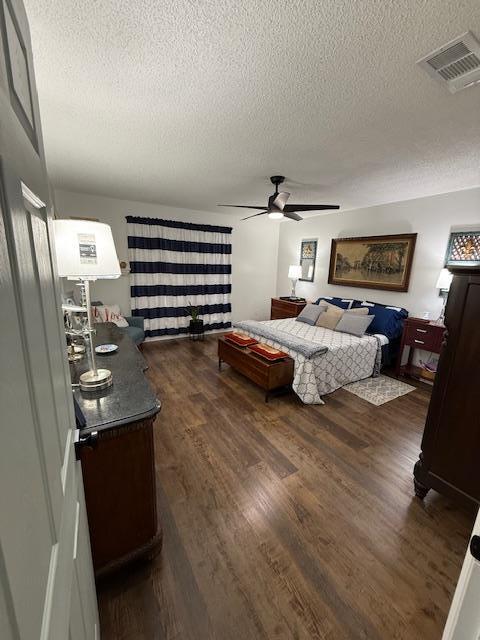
<box><xmin>288</xmin><ymin>264</ymin><xmax>302</xmax><ymax>298</ymax></box>
<box><xmin>435</xmin><ymin>267</ymin><xmax>453</xmax><ymax>325</ymax></box>
<box><xmin>53</xmin><ymin>219</ymin><xmax>121</xmax><ymax>391</ymax></box>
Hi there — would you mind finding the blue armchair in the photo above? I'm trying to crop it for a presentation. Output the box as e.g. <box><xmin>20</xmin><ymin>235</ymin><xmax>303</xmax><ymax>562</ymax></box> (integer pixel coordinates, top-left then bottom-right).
<box><xmin>91</xmin><ymin>301</ymin><xmax>145</xmax><ymax>345</ymax></box>
<box><xmin>123</xmin><ymin>315</ymin><xmax>145</xmax><ymax>345</ymax></box>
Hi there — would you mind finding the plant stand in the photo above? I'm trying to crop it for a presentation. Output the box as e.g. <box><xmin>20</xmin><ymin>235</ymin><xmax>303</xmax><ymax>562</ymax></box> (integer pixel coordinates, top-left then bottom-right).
<box><xmin>189</xmin><ymin>319</ymin><xmax>204</xmax><ymax>341</ymax></box>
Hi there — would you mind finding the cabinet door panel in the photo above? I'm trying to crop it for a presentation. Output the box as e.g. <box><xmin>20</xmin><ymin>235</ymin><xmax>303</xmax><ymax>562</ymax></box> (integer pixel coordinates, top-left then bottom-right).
<box><xmin>431</xmin><ymin>281</ymin><xmax>480</xmax><ymax>497</ymax></box>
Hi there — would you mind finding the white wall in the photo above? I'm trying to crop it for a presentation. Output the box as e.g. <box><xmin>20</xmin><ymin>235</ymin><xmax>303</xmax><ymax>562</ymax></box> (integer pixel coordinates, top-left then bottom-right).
<box><xmin>277</xmin><ymin>187</ymin><xmax>480</xmax><ymax>318</ymax></box>
<box><xmin>54</xmin><ymin>189</ymin><xmax>279</xmax><ymax>323</ymax></box>
<box><xmin>54</xmin><ymin>186</ymin><xmax>480</xmax><ymax>328</ymax></box>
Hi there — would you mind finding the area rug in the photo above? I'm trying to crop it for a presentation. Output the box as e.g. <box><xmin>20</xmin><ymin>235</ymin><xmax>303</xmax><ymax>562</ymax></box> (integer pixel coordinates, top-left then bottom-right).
<box><xmin>343</xmin><ymin>375</ymin><xmax>415</xmax><ymax>406</ymax></box>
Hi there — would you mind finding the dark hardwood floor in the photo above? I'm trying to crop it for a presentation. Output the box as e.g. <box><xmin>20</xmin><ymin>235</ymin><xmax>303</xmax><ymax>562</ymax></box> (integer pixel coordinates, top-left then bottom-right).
<box><xmin>97</xmin><ymin>335</ymin><xmax>475</xmax><ymax>640</ymax></box>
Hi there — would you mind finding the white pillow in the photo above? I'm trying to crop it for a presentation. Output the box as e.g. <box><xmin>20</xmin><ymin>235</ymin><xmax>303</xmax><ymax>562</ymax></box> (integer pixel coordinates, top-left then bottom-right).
<box><xmin>345</xmin><ymin>307</ymin><xmax>369</xmax><ymax>315</ymax></box>
<box><xmin>92</xmin><ymin>304</ymin><xmax>129</xmax><ymax>327</ymax></box>
<box><xmin>91</xmin><ymin>305</ymin><xmax>106</xmax><ymax>323</ymax></box>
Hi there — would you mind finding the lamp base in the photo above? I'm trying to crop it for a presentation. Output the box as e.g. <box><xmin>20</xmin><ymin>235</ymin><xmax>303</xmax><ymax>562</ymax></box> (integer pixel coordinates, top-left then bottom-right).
<box><xmin>79</xmin><ymin>368</ymin><xmax>113</xmax><ymax>392</ymax></box>
<box><xmin>432</xmin><ymin>296</ymin><xmax>448</xmax><ymax>326</ymax></box>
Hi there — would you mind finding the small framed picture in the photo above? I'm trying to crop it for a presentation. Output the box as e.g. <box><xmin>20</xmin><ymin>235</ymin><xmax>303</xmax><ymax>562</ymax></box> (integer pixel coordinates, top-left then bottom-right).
<box><xmin>445</xmin><ymin>231</ymin><xmax>480</xmax><ymax>267</ymax></box>
<box><xmin>299</xmin><ymin>239</ymin><xmax>317</xmax><ymax>282</ymax></box>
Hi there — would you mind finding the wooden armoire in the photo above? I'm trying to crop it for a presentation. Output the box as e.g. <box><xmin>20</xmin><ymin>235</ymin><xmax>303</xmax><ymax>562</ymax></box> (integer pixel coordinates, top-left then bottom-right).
<box><xmin>414</xmin><ymin>265</ymin><xmax>480</xmax><ymax>507</ymax></box>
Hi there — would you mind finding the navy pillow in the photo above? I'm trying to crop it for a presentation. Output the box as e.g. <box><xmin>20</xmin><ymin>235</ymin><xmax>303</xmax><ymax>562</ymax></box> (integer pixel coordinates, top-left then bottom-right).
<box><xmin>315</xmin><ymin>296</ymin><xmax>353</xmax><ymax>310</ymax></box>
<box><xmin>351</xmin><ymin>300</ymin><xmax>408</xmax><ymax>339</ymax></box>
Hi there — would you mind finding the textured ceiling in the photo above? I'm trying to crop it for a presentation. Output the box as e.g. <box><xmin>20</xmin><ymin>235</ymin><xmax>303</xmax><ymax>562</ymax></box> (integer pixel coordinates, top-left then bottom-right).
<box><xmin>25</xmin><ymin>0</ymin><xmax>480</xmax><ymax>214</ymax></box>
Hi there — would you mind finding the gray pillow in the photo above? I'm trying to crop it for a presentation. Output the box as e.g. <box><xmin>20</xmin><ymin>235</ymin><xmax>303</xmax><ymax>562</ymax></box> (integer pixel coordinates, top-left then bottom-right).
<box><xmin>335</xmin><ymin>313</ymin><xmax>374</xmax><ymax>337</ymax></box>
<box><xmin>296</xmin><ymin>303</ymin><xmax>326</xmax><ymax>325</ymax></box>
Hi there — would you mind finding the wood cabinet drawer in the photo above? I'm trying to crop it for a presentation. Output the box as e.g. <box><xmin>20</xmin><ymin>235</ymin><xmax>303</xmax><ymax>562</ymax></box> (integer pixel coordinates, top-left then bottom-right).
<box><xmin>404</xmin><ymin>324</ymin><xmax>444</xmax><ymax>351</ymax></box>
<box><xmin>271</xmin><ymin>308</ymin><xmax>295</xmax><ymax>320</ymax></box>
<box><xmin>272</xmin><ymin>299</ymin><xmax>297</xmax><ymax>314</ymax></box>
<box><xmin>270</xmin><ymin>298</ymin><xmax>306</xmax><ymax>320</ymax></box>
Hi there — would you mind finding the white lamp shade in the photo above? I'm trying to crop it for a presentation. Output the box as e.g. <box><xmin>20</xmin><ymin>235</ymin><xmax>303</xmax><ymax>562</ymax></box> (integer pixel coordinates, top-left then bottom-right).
<box><xmin>53</xmin><ymin>219</ymin><xmax>121</xmax><ymax>279</ymax></box>
<box><xmin>288</xmin><ymin>264</ymin><xmax>302</xmax><ymax>279</ymax></box>
<box><xmin>435</xmin><ymin>268</ymin><xmax>453</xmax><ymax>290</ymax></box>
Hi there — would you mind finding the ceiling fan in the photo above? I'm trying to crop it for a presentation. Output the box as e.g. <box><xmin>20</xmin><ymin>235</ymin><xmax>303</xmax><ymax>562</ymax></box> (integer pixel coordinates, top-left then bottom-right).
<box><xmin>218</xmin><ymin>176</ymin><xmax>340</xmax><ymax>221</ymax></box>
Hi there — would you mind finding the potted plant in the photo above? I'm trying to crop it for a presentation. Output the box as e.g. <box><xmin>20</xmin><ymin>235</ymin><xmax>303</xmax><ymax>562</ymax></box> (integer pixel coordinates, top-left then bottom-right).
<box><xmin>185</xmin><ymin>303</ymin><xmax>204</xmax><ymax>339</ymax></box>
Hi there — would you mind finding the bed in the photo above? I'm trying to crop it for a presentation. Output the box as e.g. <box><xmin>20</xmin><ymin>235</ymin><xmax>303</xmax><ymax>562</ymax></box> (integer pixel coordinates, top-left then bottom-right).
<box><xmin>233</xmin><ymin>318</ymin><xmax>387</xmax><ymax>405</ymax></box>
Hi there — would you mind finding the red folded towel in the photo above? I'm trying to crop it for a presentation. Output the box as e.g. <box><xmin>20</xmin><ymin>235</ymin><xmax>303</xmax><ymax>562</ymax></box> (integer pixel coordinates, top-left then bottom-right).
<box><xmin>224</xmin><ymin>332</ymin><xmax>258</xmax><ymax>347</ymax></box>
<box><xmin>249</xmin><ymin>343</ymin><xmax>289</xmax><ymax>361</ymax></box>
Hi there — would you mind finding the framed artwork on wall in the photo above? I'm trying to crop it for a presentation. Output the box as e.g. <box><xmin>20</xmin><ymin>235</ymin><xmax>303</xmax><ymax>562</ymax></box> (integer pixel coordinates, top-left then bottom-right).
<box><xmin>299</xmin><ymin>239</ymin><xmax>317</xmax><ymax>282</ymax></box>
<box><xmin>0</xmin><ymin>0</ymin><xmax>38</xmax><ymax>151</ymax></box>
<box><xmin>445</xmin><ymin>231</ymin><xmax>480</xmax><ymax>267</ymax></box>
<box><xmin>328</xmin><ymin>233</ymin><xmax>417</xmax><ymax>292</ymax></box>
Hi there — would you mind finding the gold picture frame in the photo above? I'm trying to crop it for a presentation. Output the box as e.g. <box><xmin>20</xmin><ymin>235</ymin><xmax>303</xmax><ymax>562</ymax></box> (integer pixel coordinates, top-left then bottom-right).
<box><xmin>328</xmin><ymin>233</ymin><xmax>417</xmax><ymax>292</ymax></box>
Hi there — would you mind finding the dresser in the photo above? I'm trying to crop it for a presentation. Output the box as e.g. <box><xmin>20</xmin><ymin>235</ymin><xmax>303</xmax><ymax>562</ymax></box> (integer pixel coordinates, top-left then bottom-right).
<box><xmin>271</xmin><ymin>297</ymin><xmax>306</xmax><ymax>320</ymax></box>
<box><xmin>395</xmin><ymin>317</ymin><xmax>445</xmax><ymax>379</ymax></box>
<box><xmin>414</xmin><ymin>266</ymin><xmax>480</xmax><ymax>507</ymax></box>
<box><xmin>71</xmin><ymin>324</ymin><xmax>162</xmax><ymax>577</ymax></box>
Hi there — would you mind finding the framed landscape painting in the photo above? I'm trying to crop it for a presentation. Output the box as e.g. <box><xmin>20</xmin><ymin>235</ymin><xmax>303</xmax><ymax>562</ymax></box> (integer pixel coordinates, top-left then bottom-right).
<box><xmin>328</xmin><ymin>233</ymin><xmax>417</xmax><ymax>292</ymax></box>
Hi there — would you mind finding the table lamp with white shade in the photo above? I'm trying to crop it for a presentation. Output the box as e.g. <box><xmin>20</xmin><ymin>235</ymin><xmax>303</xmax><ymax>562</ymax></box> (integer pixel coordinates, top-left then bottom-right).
<box><xmin>288</xmin><ymin>264</ymin><xmax>302</xmax><ymax>298</ymax></box>
<box><xmin>435</xmin><ymin>267</ymin><xmax>453</xmax><ymax>325</ymax></box>
<box><xmin>53</xmin><ymin>219</ymin><xmax>121</xmax><ymax>391</ymax></box>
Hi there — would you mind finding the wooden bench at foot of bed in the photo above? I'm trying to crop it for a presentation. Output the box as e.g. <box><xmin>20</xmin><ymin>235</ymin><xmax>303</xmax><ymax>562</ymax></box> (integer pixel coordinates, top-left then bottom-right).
<box><xmin>218</xmin><ymin>336</ymin><xmax>294</xmax><ymax>402</ymax></box>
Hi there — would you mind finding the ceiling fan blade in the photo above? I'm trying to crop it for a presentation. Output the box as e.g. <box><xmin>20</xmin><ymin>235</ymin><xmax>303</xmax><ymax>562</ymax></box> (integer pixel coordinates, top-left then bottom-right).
<box><xmin>272</xmin><ymin>191</ymin><xmax>290</xmax><ymax>211</ymax></box>
<box><xmin>283</xmin><ymin>204</ymin><xmax>340</xmax><ymax>212</ymax></box>
<box><xmin>218</xmin><ymin>205</ymin><xmax>267</xmax><ymax>210</ymax></box>
<box><xmin>284</xmin><ymin>211</ymin><xmax>303</xmax><ymax>222</ymax></box>
<box><xmin>241</xmin><ymin>210</ymin><xmax>268</xmax><ymax>221</ymax></box>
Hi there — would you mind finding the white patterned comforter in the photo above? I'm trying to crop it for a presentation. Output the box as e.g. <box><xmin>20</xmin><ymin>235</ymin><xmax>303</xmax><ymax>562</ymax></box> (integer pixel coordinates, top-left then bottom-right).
<box><xmin>239</xmin><ymin>318</ymin><xmax>383</xmax><ymax>405</ymax></box>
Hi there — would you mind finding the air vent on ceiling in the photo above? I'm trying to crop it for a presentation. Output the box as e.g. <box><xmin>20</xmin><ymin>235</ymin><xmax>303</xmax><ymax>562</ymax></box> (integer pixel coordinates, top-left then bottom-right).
<box><xmin>417</xmin><ymin>31</ymin><xmax>480</xmax><ymax>93</ymax></box>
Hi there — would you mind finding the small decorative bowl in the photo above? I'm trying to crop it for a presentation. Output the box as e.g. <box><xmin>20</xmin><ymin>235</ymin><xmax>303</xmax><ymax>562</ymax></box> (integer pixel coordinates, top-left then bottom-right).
<box><xmin>95</xmin><ymin>343</ymin><xmax>118</xmax><ymax>354</ymax></box>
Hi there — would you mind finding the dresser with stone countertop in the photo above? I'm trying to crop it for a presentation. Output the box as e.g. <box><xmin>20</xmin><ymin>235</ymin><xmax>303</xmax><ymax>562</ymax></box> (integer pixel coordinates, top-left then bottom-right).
<box><xmin>71</xmin><ymin>323</ymin><xmax>161</xmax><ymax>577</ymax></box>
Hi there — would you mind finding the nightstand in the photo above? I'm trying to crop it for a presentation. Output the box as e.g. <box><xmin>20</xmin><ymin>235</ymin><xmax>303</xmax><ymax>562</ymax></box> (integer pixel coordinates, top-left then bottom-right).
<box><xmin>395</xmin><ymin>317</ymin><xmax>445</xmax><ymax>379</ymax></box>
<box><xmin>271</xmin><ymin>297</ymin><xmax>306</xmax><ymax>320</ymax></box>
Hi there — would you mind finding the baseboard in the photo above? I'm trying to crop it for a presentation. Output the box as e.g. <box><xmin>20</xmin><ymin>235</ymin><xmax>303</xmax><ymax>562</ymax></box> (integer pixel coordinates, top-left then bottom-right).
<box><xmin>144</xmin><ymin>328</ymin><xmax>228</xmax><ymax>343</ymax></box>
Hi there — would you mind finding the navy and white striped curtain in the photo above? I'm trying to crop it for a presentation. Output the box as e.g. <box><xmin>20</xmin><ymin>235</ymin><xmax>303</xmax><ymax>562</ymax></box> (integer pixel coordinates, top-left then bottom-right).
<box><xmin>126</xmin><ymin>216</ymin><xmax>232</xmax><ymax>338</ymax></box>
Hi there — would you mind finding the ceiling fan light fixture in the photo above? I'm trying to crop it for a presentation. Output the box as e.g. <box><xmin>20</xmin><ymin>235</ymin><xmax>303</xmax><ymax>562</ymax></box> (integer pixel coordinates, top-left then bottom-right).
<box><xmin>219</xmin><ymin>176</ymin><xmax>340</xmax><ymax>221</ymax></box>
